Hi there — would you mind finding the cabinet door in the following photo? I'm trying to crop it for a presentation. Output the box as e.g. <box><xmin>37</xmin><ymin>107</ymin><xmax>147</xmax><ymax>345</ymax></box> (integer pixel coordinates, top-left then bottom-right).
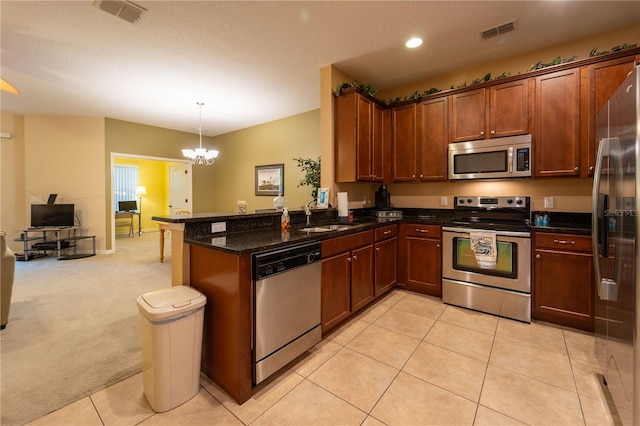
<box><xmin>351</xmin><ymin>245</ymin><xmax>374</xmax><ymax>312</ymax></box>
<box><xmin>391</xmin><ymin>103</ymin><xmax>417</xmax><ymax>181</ymax></box>
<box><xmin>489</xmin><ymin>79</ymin><xmax>529</xmax><ymax>138</ymax></box>
<box><xmin>404</xmin><ymin>237</ymin><xmax>442</xmax><ymax>297</ymax></box>
<box><xmin>533</xmin><ymin>249</ymin><xmax>594</xmax><ymax>331</ymax></box>
<box><xmin>321</xmin><ymin>252</ymin><xmax>351</xmax><ymax>333</ymax></box>
<box><xmin>534</xmin><ymin>68</ymin><xmax>581</xmax><ymax>177</ymax></box>
<box><xmin>371</xmin><ymin>103</ymin><xmax>386</xmax><ymax>182</ymax></box>
<box><xmin>449</xmin><ymin>88</ymin><xmax>485</xmax><ymax>142</ymax></box>
<box><xmin>584</xmin><ymin>56</ymin><xmax>637</xmax><ymax>176</ymax></box>
<box><xmin>417</xmin><ymin>97</ymin><xmax>448</xmax><ymax>181</ymax></box>
<box><xmin>375</xmin><ymin>237</ymin><xmax>397</xmax><ymax>296</ymax></box>
<box><xmin>356</xmin><ymin>95</ymin><xmax>373</xmax><ymax>181</ymax></box>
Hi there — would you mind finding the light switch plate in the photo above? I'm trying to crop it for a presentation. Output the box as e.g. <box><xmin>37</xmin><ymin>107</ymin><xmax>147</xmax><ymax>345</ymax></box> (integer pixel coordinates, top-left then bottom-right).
<box><xmin>211</xmin><ymin>222</ymin><xmax>226</xmax><ymax>233</ymax></box>
<box><xmin>440</xmin><ymin>196</ymin><xmax>448</xmax><ymax>206</ymax></box>
<box><xmin>544</xmin><ymin>197</ymin><xmax>554</xmax><ymax>209</ymax></box>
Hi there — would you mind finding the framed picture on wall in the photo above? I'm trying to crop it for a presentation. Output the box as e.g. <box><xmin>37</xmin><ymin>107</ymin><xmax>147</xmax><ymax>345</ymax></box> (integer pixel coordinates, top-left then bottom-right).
<box><xmin>255</xmin><ymin>164</ymin><xmax>284</xmax><ymax>196</ymax></box>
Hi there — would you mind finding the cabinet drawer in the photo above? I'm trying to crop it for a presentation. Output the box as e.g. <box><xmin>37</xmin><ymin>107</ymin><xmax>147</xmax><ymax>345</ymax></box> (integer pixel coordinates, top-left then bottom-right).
<box><xmin>322</xmin><ymin>230</ymin><xmax>374</xmax><ymax>258</ymax></box>
<box><xmin>375</xmin><ymin>225</ymin><xmax>398</xmax><ymax>241</ymax></box>
<box><xmin>404</xmin><ymin>224</ymin><xmax>441</xmax><ymax>239</ymax></box>
<box><xmin>535</xmin><ymin>232</ymin><xmax>591</xmax><ymax>252</ymax></box>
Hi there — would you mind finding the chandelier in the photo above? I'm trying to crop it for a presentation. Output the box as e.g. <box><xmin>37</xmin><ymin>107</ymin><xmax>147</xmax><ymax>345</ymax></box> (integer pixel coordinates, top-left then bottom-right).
<box><xmin>182</xmin><ymin>102</ymin><xmax>219</xmax><ymax>165</ymax></box>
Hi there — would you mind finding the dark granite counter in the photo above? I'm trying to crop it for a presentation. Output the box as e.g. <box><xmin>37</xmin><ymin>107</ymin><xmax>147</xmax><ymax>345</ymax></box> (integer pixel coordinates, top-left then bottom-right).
<box><xmin>530</xmin><ymin>211</ymin><xmax>592</xmax><ymax>235</ymax></box>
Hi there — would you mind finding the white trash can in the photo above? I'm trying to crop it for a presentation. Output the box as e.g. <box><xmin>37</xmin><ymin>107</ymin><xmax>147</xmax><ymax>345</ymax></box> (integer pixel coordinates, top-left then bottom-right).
<box><xmin>137</xmin><ymin>285</ymin><xmax>206</xmax><ymax>412</ymax></box>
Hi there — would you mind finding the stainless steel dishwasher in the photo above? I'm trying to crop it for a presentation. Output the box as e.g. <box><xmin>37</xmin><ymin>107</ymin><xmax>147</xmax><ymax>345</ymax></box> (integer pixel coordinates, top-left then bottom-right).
<box><xmin>252</xmin><ymin>241</ymin><xmax>322</xmax><ymax>385</ymax></box>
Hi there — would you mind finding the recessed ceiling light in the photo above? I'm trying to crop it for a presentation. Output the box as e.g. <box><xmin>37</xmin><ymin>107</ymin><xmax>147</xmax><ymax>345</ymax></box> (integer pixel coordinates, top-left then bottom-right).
<box><xmin>405</xmin><ymin>37</ymin><xmax>423</xmax><ymax>48</ymax></box>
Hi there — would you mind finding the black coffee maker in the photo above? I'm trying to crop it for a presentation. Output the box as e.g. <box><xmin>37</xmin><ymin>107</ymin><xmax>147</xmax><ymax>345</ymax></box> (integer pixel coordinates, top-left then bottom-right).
<box><xmin>375</xmin><ymin>183</ymin><xmax>391</xmax><ymax>210</ymax></box>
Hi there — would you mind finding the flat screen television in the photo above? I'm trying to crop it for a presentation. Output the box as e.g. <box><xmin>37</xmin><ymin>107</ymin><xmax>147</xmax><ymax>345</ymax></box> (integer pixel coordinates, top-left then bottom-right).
<box><xmin>118</xmin><ymin>200</ymin><xmax>138</xmax><ymax>212</ymax></box>
<box><xmin>31</xmin><ymin>204</ymin><xmax>75</xmax><ymax>227</ymax></box>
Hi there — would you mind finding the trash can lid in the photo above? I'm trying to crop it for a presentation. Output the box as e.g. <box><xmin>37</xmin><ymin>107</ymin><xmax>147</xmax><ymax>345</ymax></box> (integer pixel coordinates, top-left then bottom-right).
<box><xmin>137</xmin><ymin>285</ymin><xmax>206</xmax><ymax>321</ymax></box>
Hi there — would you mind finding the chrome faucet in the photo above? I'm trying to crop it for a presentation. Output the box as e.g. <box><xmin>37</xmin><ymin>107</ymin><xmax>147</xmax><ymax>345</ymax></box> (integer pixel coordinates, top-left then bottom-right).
<box><xmin>305</xmin><ymin>201</ymin><xmax>313</xmax><ymax>225</ymax></box>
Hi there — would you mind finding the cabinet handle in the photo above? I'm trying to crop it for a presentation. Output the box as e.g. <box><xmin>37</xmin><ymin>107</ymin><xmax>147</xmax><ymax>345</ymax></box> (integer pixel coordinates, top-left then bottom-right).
<box><xmin>436</xmin><ymin>243</ymin><xmax>440</xmax><ymax>248</ymax></box>
<box><xmin>589</xmin><ymin>166</ymin><xmax>594</xmax><ymax>172</ymax></box>
<box><xmin>383</xmin><ymin>230</ymin><xmax>392</xmax><ymax>235</ymax></box>
<box><xmin>490</xmin><ymin>130</ymin><xmax>495</xmax><ymax>135</ymax></box>
<box><xmin>412</xmin><ymin>174</ymin><xmax>416</xmax><ymax>178</ymax></box>
<box><xmin>553</xmin><ymin>239</ymin><xmax>575</xmax><ymax>245</ymax></box>
<box><xmin>352</xmin><ymin>255</ymin><xmax>358</xmax><ymax>260</ymax></box>
<box><xmin>536</xmin><ymin>254</ymin><xmax>541</xmax><ymax>259</ymax></box>
<box><xmin>347</xmin><ymin>257</ymin><xmax>352</xmax><ymax>262</ymax></box>
<box><xmin>574</xmin><ymin>166</ymin><xmax>579</xmax><ymax>172</ymax></box>
<box><xmin>419</xmin><ymin>174</ymin><xmax>423</xmax><ymax>178</ymax></box>
<box><xmin>416</xmin><ymin>229</ymin><xmax>428</xmax><ymax>233</ymax></box>
<box><xmin>480</xmin><ymin>131</ymin><xmax>485</xmax><ymax>136</ymax></box>
<box><xmin>375</xmin><ymin>247</ymin><xmax>380</xmax><ymax>252</ymax></box>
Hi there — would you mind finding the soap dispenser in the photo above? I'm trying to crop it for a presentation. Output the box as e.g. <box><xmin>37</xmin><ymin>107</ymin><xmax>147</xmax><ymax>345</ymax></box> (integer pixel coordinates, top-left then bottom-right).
<box><xmin>281</xmin><ymin>208</ymin><xmax>290</xmax><ymax>230</ymax></box>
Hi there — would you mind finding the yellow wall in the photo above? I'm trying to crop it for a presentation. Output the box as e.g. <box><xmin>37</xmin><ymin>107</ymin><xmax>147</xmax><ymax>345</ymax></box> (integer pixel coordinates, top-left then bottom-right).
<box><xmin>113</xmin><ymin>157</ymin><xmax>179</xmax><ymax>232</ymax></box>
<box><xmin>209</xmin><ymin>109</ymin><xmax>321</xmax><ymax>212</ymax></box>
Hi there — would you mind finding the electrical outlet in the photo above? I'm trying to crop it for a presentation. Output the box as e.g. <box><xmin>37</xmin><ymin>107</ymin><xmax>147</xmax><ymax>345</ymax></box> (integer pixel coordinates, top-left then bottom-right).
<box><xmin>210</xmin><ymin>237</ymin><xmax>226</xmax><ymax>246</ymax></box>
<box><xmin>211</xmin><ymin>222</ymin><xmax>226</xmax><ymax>233</ymax></box>
<box><xmin>440</xmin><ymin>196</ymin><xmax>448</xmax><ymax>206</ymax></box>
<box><xmin>544</xmin><ymin>197</ymin><xmax>554</xmax><ymax>209</ymax></box>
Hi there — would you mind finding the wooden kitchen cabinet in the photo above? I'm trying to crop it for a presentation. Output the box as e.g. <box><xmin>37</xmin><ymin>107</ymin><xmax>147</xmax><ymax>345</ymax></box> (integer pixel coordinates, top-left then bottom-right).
<box><xmin>334</xmin><ymin>89</ymin><xmax>387</xmax><ymax>182</ymax></box>
<box><xmin>416</xmin><ymin>96</ymin><xmax>448</xmax><ymax>181</ymax></box>
<box><xmin>449</xmin><ymin>88</ymin><xmax>485</xmax><ymax>142</ymax></box>
<box><xmin>534</xmin><ymin>68</ymin><xmax>581</xmax><ymax>177</ymax></box>
<box><xmin>399</xmin><ymin>224</ymin><xmax>442</xmax><ymax>297</ymax></box>
<box><xmin>391</xmin><ymin>103</ymin><xmax>417</xmax><ymax>181</ymax></box>
<box><xmin>374</xmin><ymin>224</ymin><xmax>398</xmax><ymax>296</ymax></box>
<box><xmin>449</xmin><ymin>79</ymin><xmax>530</xmax><ymax>143</ymax></box>
<box><xmin>321</xmin><ymin>230</ymin><xmax>374</xmax><ymax>334</ymax></box>
<box><xmin>583</xmin><ymin>55</ymin><xmax>638</xmax><ymax>176</ymax></box>
<box><xmin>533</xmin><ymin>232</ymin><xmax>594</xmax><ymax>331</ymax></box>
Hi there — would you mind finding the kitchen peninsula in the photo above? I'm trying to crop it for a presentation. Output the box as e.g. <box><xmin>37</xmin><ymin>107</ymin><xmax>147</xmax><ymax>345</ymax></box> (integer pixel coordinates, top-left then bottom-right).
<box><xmin>152</xmin><ymin>208</ymin><xmax>448</xmax><ymax>404</ymax></box>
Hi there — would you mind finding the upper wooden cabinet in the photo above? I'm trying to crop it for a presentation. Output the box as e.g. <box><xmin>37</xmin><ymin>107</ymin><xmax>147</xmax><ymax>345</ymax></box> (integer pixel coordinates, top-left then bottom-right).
<box><xmin>417</xmin><ymin>97</ymin><xmax>448</xmax><ymax>181</ymax></box>
<box><xmin>391</xmin><ymin>103</ymin><xmax>417</xmax><ymax>181</ymax></box>
<box><xmin>534</xmin><ymin>68</ymin><xmax>581</xmax><ymax>177</ymax></box>
<box><xmin>449</xmin><ymin>80</ymin><xmax>530</xmax><ymax>143</ymax></box>
<box><xmin>583</xmin><ymin>55</ymin><xmax>638</xmax><ymax>176</ymax></box>
<box><xmin>449</xmin><ymin>88</ymin><xmax>485</xmax><ymax>142</ymax></box>
<box><xmin>490</xmin><ymin>79</ymin><xmax>531</xmax><ymax>138</ymax></box>
<box><xmin>334</xmin><ymin>90</ymin><xmax>387</xmax><ymax>182</ymax></box>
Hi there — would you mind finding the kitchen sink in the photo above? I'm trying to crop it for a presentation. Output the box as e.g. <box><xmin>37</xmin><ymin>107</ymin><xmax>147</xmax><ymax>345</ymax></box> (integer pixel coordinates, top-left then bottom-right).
<box><xmin>299</xmin><ymin>224</ymin><xmax>355</xmax><ymax>233</ymax></box>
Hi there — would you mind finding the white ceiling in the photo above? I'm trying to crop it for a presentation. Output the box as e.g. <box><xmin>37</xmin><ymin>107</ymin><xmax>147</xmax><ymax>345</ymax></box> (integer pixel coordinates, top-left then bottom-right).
<box><xmin>1</xmin><ymin>1</ymin><xmax>639</xmax><ymax>137</ymax></box>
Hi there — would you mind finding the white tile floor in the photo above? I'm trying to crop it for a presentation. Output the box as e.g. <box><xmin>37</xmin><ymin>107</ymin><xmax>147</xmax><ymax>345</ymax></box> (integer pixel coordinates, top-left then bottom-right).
<box><xmin>27</xmin><ymin>289</ymin><xmax>630</xmax><ymax>425</ymax></box>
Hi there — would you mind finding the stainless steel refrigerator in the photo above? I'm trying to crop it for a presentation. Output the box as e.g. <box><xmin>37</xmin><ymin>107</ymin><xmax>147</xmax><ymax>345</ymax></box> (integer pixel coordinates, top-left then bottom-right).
<box><xmin>592</xmin><ymin>64</ymin><xmax>639</xmax><ymax>425</ymax></box>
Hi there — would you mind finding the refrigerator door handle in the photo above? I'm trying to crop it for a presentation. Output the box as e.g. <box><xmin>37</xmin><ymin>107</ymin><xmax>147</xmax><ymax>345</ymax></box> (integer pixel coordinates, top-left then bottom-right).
<box><xmin>592</xmin><ymin>137</ymin><xmax>609</xmax><ymax>300</ymax></box>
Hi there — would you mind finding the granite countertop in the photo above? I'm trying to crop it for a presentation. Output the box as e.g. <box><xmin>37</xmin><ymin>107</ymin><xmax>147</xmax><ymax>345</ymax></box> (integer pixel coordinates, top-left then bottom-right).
<box><xmin>530</xmin><ymin>211</ymin><xmax>592</xmax><ymax>235</ymax></box>
<box><xmin>186</xmin><ymin>219</ymin><xmax>382</xmax><ymax>255</ymax></box>
<box><xmin>187</xmin><ymin>215</ymin><xmax>454</xmax><ymax>255</ymax></box>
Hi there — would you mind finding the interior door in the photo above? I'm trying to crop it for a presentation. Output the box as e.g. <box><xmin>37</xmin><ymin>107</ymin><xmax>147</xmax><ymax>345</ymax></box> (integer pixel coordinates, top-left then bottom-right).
<box><xmin>169</xmin><ymin>164</ymin><xmax>190</xmax><ymax>213</ymax></box>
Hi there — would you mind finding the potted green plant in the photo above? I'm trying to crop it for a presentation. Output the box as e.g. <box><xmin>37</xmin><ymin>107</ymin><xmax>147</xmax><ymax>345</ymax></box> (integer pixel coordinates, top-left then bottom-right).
<box><xmin>294</xmin><ymin>156</ymin><xmax>321</xmax><ymax>202</ymax></box>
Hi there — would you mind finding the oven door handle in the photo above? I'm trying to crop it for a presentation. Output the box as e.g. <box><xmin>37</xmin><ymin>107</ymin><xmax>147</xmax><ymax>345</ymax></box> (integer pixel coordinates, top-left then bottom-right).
<box><xmin>442</xmin><ymin>226</ymin><xmax>530</xmax><ymax>238</ymax></box>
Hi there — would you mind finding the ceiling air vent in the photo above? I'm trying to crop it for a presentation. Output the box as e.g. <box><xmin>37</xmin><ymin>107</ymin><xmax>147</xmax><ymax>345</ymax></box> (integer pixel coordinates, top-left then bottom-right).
<box><xmin>94</xmin><ymin>0</ymin><xmax>146</xmax><ymax>24</ymax></box>
<box><xmin>481</xmin><ymin>20</ymin><xmax>516</xmax><ymax>40</ymax></box>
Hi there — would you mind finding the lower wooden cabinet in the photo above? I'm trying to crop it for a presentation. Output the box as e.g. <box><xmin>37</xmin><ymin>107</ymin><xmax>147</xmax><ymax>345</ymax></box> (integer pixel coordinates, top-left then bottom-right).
<box><xmin>321</xmin><ymin>230</ymin><xmax>374</xmax><ymax>334</ymax></box>
<box><xmin>374</xmin><ymin>225</ymin><xmax>398</xmax><ymax>296</ymax></box>
<box><xmin>533</xmin><ymin>232</ymin><xmax>594</xmax><ymax>331</ymax></box>
<box><xmin>399</xmin><ymin>224</ymin><xmax>442</xmax><ymax>297</ymax></box>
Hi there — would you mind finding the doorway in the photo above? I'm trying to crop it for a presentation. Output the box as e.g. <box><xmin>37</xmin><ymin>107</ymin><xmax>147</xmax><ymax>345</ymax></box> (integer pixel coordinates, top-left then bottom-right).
<box><xmin>110</xmin><ymin>153</ymin><xmax>192</xmax><ymax>252</ymax></box>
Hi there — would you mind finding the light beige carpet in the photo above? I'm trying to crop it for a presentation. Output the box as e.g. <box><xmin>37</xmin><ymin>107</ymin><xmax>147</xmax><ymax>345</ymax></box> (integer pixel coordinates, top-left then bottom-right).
<box><xmin>0</xmin><ymin>231</ymin><xmax>172</xmax><ymax>425</ymax></box>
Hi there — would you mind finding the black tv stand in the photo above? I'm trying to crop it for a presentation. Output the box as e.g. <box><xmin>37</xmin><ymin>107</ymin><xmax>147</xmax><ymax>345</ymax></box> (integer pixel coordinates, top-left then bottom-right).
<box><xmin>14</xmin><ymin>227</ymin><xmax>96</xmax><ymax>261</ymax></box>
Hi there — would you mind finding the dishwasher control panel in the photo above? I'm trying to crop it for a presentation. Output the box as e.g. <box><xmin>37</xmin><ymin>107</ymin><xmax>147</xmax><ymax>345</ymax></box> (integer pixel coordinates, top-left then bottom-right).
<box><xmin>252</xmin><ymin>242</ymin><xmax>321</xmax><ymax>280</ymax></box>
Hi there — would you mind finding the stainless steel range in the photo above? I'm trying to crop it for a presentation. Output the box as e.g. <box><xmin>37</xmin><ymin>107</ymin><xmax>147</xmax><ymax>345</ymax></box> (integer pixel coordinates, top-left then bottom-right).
<box><xmin>442</xmin><ymin>196</ymin><xmax>531</xmax><ymax>322</ymax></box>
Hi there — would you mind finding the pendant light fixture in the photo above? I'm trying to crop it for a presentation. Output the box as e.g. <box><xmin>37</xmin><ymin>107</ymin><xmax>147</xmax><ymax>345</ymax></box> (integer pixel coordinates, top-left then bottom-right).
<box><xmin>182</xmin><ymin>102</ymin><xmax>219</xmax><ymax>165</ymax></box>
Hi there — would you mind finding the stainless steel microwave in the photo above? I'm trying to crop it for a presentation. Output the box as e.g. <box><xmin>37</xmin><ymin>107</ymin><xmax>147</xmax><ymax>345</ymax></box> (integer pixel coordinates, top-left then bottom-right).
<box><xmin>448</xmin><ymin>135</ymin><xmax>532</xmax><ymax>180</ymax></box>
